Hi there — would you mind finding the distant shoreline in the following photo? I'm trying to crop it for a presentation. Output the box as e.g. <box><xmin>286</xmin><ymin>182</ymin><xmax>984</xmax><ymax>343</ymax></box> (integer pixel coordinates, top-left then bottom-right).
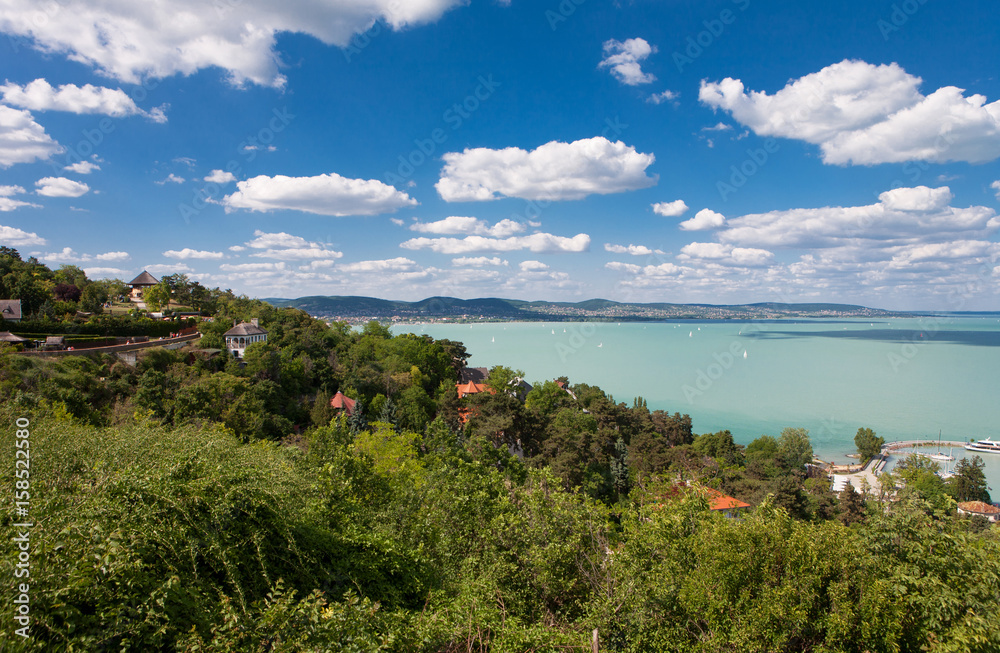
<box><xmin>264</xmin><ymin>295</ymin><xmax>921</xmax><ymax>324</ymax></box>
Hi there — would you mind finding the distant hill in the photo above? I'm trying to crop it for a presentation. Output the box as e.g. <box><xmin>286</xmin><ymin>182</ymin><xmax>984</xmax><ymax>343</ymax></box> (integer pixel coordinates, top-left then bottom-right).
<box><xmin>262</xmin><ymin>296</ymin><xmax>908</xmax><ymax>322</ymax></box>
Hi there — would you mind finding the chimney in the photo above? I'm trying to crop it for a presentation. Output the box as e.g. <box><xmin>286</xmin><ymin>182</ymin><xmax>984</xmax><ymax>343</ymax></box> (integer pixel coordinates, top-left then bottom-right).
<box><xmin>251</xmin><ymin>318</ymin><xmax>259</xmax><ymax>327</ymax></box>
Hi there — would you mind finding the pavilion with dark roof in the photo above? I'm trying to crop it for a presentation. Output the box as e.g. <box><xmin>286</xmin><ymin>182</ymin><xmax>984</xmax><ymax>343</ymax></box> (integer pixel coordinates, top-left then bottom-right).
<box><xmin>0</xmin><ymin>299</ymin><xmax>22</xmax><ymax>322</ymax></box>
<box><xmin>223</xmin><ymin>319</ymin><xmax>268</xmax><ymax>358</ymax></box>
<box><xmin>127</xmin><ymin>271</ymin><xmax>159</xmax><ymax>299</ymax></box>
<box><xmin>0</xmin><ymin>331</ymin><xmax>29</xmax><ymax>346</ymax></box>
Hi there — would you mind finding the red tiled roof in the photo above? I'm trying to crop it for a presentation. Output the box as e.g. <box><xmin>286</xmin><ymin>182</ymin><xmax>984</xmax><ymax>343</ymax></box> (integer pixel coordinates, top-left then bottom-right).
<box><xmin>706</xmin><ymin>490</ymin><xmax>752</xmax><ymax>511</ymax></box>
<box><xmin>456</xmin><ymin>381</ymin><xmax>492</xmax><ymax>399</ymax></box>
<box><xmin>958</xmin><ymin>501</ymin><xmax>1000</xmax><ymax>515</ymax></box>
<box><xmin>329</xmin><ymin>391</ymin><xmax>356</xmax><ymax>415</ymax></box>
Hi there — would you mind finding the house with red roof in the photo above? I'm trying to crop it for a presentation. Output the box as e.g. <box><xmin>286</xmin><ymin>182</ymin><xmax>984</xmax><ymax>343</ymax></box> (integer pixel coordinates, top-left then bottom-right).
<box><xmin>957</xmin><ymin>501</ymin><xmax>1000</xmax><ymax>523</ymax></box>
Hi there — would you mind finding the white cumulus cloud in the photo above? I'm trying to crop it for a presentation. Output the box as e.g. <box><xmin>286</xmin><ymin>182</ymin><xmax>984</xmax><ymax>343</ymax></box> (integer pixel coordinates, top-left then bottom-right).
<box><xmin>0</xmin><ymin>224</ymin><xmax>45</xmax><ymax>245</ymax></box>
<box><xmin>652</xmin><ymin>199</ymin><xmax>688</xmax><ymax>217</ymax></box>
<box><xmin>0</xmin><ymin>106</ymin><xmax>61</xmax><ymax>168</ymax></box>
<box><xmin>700</xmin><ymin>59</ymin><xmax>1000</xmax><ymax>165</ymax></box>
<box><xmin>0</xmin><ymin>185</ymin><xmax>40</xmax><ymax>212</ymax></box>
<box><xmin>679</xmin><ymin>209</ymin><xmax>726</xmax><ymax>231</ymax></box>
<box><xmin>519</xmin><ymin>260</ymin><xmax>549</xmax><ymax>272</ymax></box>
<box><xmin>647</xmin><ymin>90</ymin><xmax>679</xmax><ymax>105</ymax></box>
<box><xmin>35</xmin><ymin>177</ymin><xmax>90</xmax><ymax>198</ymax></box>
<box><xmin>39</xmin><ymin>247</ymin><xmax>130</xmax><ymax>264</ymax></box>
<box><xmin>242</xmin><ymin>230</ymin><xmax>343</xmax><ymax>260</ymax></box>
<box><xmin>223</xmin><ymin>173</ymin><xmax>417</xmax><ymax>216</ymax></box>
<box><xmin>409</xmin><ymin>216</ymin><xmax>526</xmax><ymax>237</ymax></box>
<box><xmin>0</xmin><ymin>0</ymin><xmax>469</xmax><ymax>88</ymax></box>
<box><xmin>338</xmin><ymin>257</ymin><xmax>418</xmax><ymax>273</ymax></box>
<box><xmin>155</xmin><ymin>174</ymin><xmax>185</xmax><ymax>185</ymax></box>
<box><xmin>0</xmin><ymin>78</ymin><xmax>166</xmax><ymax>122</ymax></box>
<box><xmin>163</xmin><ymin>248</ymin><xmax>225</xmax><ymax>259</ymax></box>
<box><xmin>204</xmin><ymin>169</ymin><xmax>237</xmax><ymax>184</ymax></box>
<box><xmin>604</xmin><ymin>243</ymin><xmax>660</xmax><ymax>256</ymax></box>
<box><xmin>991</xmin><ymin>180</ymin><xmax>1000</xmax><ymax>199</ymax></box>
<box><xmin>401</xmin><ymin>232</ymin><xmax>591</xmax><ymax>255</ymax></box>
<box><xmin>436</xmin><ymin>137</ymin><xmax>657</xmax><ymax>202</ymax></box>
<box><xmin>64</xmin><ymin>160</ymin><xmax>101</xmax><ymax>174</ymax></box>
<box><xmin>718</xmin><ymin>186</ymin><xmax>998</xmax><ymax>249</ymax></box>
<box><xmin>452</xmin><ymin>256</ymin><xmax>507</xmax><ymax>267</ymax></box>
<box><xmin>599</xmin><ymin>38</ymin><xmax>657</xmax><ymax>86</ymax></box>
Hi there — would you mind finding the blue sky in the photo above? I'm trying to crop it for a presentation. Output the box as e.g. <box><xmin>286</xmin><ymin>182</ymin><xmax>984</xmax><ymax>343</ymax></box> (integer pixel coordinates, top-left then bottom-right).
<box><xmin>1</xmin><ymin>0</ymin><xmax>999</xmax><ymax>309</ymax></box>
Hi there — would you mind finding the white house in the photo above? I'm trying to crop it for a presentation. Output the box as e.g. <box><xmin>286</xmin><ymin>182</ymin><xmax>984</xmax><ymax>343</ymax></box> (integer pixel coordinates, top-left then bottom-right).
<box><xmin>223</xmin><ymin>318</ymin><xmax>268</xmax><ymax>358</ymax></box>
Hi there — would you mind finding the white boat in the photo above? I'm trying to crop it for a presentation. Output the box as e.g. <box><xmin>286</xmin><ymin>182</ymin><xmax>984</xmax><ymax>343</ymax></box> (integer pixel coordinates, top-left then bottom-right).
<box><xmin>597</xmin><ymin>342</ymin><xmax>603</xmax><ymax>348</ymax></box>
<box><xmin>743</xmin><ymin>350</ymin><xmax>747</xmax><ymax>359</ymax></box>
<box><xmin>965</xmin><ymin>438</ymin><xmax>1000</xmax><ymax>453</ymax></box>
<box><xmin>928</xmin><ymin>451</ymin><xmax>954</xmax><ymax>462</ymax></box>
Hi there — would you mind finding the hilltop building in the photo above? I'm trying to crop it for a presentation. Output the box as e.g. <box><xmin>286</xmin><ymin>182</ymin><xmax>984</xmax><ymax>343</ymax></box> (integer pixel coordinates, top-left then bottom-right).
<box><xmin>128</xmin><ymin>271</ymin><xmax>159</xmax><ymax>299</ymax></box>
<box><xmin>224</xmin><ymin>319</ymin><xmax>267</xmax><ymax>358</ymax></box>
<box><xmin>957</xmin><ymin>501</ymin><xmax>1000</xmax><ymax>523</ymax></box>
<box><xmin>459</xmin><ymin>367</ymin><xmax>488</xmax><ymax>384</ymax></box>
<box><xmin>0</xmin><ymin>299</ymin><xmax>22</xmax><ymax>322</ymax></box>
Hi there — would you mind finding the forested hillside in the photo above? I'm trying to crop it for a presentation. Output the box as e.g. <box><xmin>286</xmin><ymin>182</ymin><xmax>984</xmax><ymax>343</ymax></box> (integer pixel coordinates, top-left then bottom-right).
<box><xmin>1</xmin><ymin>249</ymin><xmax>998</xmax><ymax>651</ymax></box>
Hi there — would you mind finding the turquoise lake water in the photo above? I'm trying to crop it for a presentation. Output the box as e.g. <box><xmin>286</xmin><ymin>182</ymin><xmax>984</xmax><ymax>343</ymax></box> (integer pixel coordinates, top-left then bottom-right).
<box><xmin>395</xmin><ymin>316</ymin><xmax>1000</xmax><ymax>493</ymax></box>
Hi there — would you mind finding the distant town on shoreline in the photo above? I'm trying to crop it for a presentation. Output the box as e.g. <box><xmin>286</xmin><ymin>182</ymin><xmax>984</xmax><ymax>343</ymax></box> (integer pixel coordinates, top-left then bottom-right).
<box><xmin>265</xmin><ymin>295</ymin><xmax>919</xmax><ymax>324</ymax></box>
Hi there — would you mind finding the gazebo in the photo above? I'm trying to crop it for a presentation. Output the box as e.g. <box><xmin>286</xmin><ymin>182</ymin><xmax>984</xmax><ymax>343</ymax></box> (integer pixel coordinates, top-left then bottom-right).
<box><xmin>223</xmin><ymin>319</ymin><xmax>268</xmax><ymax>358</ymax></box>
<box><xmin>329</xmin><ymin>391</ymin><xmax>357</xmax><ymax>416</ymax></box>
<box><xmin>128</xmin><ymin>271</ymin><xmax>159</xmax><ymax>299</ymax></box>
<box><xmin>0</xmin><ymin>331</ymin><xmax>29</xmax><ymax>347</ymax></box>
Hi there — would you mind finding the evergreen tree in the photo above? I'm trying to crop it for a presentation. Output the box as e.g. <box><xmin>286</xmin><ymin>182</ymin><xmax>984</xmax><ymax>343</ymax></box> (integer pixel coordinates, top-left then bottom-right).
<box><xmin>950</xmin><ymin>456</ymin><xmax>991</xmax><ymax>503</ymax></box>
<box><xmin>347</xmin><ymin>400</ymin><xmax>368</xmax><ymax>434</ymax></box>
<box><xmin>838</xmin><ymin>482</ymin><xmax>866</xmax><ymax>525</ymax></box>
<box><xmin>379</xmin><ymin>395</ymin><xmax>397</xmax><ymax>429</ymax></box>
<box><xmin>610</xmin><ymin>436</ymin><xmax>630</xmax><ymax>496</ymax></box>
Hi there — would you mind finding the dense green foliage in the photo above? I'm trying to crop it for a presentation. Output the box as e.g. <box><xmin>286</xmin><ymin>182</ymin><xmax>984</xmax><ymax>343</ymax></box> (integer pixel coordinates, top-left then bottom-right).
<box><xmin>3</xmin><ymin>407</ymin><xmax>999</xmax><ymax>651</ymax></box>
<box><xmin>2</xmin><ymin>250</ymin><xmax>998</xmax><ymax>650</ymax></box>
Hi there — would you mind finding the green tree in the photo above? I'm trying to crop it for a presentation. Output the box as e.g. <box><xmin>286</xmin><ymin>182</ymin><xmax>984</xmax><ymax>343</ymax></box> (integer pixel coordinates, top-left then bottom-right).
<box><xmin>692</xmin><ymin>430</ymin><xmax>744</xmax><ymax>467</ymax></box>
<box><xmin>486</xmin><ymin>364</ymin><xmax>525</xmax><ymax>396</ymax></box>
<box><xmin>143</xmin><ymin>281</ymin><xmax>170</xmax><ymax>311</ymax></box>
<box><xmin>777</xmin><ymin>427</ymin><xmax>814</xmax><ymax>470</ymax></box>
<box><xmin>80</xmin><ymin>282</ymin><xmax>109</xmax><ymax>313</ymax></box>
<box><xmin>950</xmin><ymin>455</ymin><xmax>991</xmax><ymax>503</ymax></box>
<box><xmin>838</xmin><ymin>482</ymin><xmax>866</xmax><ymax>525</ymax></box>
<box><xmin>854</xmin><ymin>427</ymin><xmax>884</xmax><ymax>462</ymax></box>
